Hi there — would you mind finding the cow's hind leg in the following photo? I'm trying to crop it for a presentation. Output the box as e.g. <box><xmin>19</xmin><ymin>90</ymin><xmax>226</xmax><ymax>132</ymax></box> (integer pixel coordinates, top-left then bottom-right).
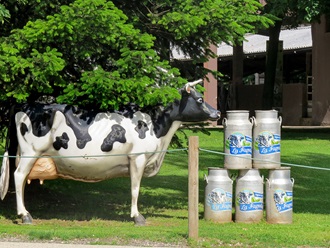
<box><xmin>14</xmin><ymin>157</ymin><xmax>36</xmax><ymax>224</ymax></box>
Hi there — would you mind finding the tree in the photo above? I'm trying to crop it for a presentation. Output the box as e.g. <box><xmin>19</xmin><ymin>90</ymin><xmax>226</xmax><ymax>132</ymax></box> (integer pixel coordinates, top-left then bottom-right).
<box><xmin>0</xmin><ymin>0</ymin><xmax>185</xmax><ymax>111</ymax></box>
<box><xmin>0</xmin><ymin>0</ymin><xmax>272</xmax><ymax>111</ymax></box>
<box><xmin>113</xmin><ymin>1</ymin><xmax>272</xmax><ymax>60</ymax></box>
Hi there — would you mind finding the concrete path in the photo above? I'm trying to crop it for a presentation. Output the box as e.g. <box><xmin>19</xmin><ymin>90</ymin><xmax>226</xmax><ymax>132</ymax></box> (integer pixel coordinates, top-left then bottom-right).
<box><xmin>0</xmin><ymin>242</ymin><xmax>146</xmax><ymax>248</ymax></box>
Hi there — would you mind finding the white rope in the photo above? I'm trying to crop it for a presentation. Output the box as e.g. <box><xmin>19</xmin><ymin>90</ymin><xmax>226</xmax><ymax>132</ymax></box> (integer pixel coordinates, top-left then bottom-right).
<box><xmin>199</xmin><ymin>148</ymin><xmax>330</xmax><ymax>171</ymax></box>
<box><xmin>1</xmin><ymin>146</ymin><xmax>328</xmax><ymax>171</ymax></box>
<box><xmin>0</xmin><ymin>148</ymin><xmax>188</xmax><ymax>159</ymax></box>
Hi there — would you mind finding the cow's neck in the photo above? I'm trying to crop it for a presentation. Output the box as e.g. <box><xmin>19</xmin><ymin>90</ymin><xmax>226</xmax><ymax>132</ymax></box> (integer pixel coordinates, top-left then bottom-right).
<box><xmin>151</xmin><ymin>104</ymin><xmax>180</xmax><ymax>138</ymax></box>
<box><xmin>142</xmin><ymin>120</ymin><xmax>181</xmax><ymax>177</ymax></box>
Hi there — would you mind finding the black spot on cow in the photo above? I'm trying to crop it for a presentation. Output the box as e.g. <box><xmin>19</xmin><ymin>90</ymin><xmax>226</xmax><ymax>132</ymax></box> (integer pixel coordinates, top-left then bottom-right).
<box><xmin>53</xmin><ymin>132</ymin><xmax>70</xmax><ymax>150</ymax></box>
<box><xmin>22</xmin><ymin>104</ymin><xmax>97</xmax><ymax>149</ymax></box>
<box><xmin>23</xmin><ymin>105</ymin><xmax>56</xmax><ymax>137</ymax></box>
<box><xmin>135</xmin><ymin>120</ymin><xmax>149</xmax><ymax>139</ymax></box>
<box><xmin>101</xmin><ymin>125</ymin><xmax>126</xmax><ymax>152</ymax></box>
<box><xmin>20</xmin><ymin>123</ymin><xmax>28</xmax><ymax>136</ymax></box>
<box><xmin>62</xmin><ymin>105</ymin><xmax>96</xmax><ymax>149</ymax></box>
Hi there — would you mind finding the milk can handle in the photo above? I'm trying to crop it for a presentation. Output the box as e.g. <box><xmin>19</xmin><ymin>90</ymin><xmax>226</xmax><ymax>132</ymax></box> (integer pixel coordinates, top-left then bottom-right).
<box><xmin>278</xmin><ymin>116</ymin><xmax>282</xmax><ymax>126</ymax></box>
<box><xmin>204</xmin><ymin>174</ymin><xmax>208</xmax><ymax>184</ymax></box>
<box><xmin>266</xmin><ymin>178</ymin><xmax>270</xmax><ymax>188</ymax></box>
<box><xmin>291</xmin><ymin>178</ymin><xmax>294</xmax><ymax>186</ymax></box>
<box><xmin>251</xmin><ymin>116</ymin><xmax>257</xmax><ymax>126</ymax></box>
<box><xmin>222</xmin><ymin>118</ymin><xmax>227</xmax><ymax>127</ymax></box>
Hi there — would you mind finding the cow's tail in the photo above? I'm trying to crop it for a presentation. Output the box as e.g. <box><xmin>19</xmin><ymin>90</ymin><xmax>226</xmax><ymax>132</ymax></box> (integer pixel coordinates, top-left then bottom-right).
<box><xmin>0</xmin><ymin>151</ymin><xmax>10</xmax><ymax>200</ymax></box>
<box><xmin>0</xmin><ymin>105</ymin><xmax>18</xmax><ymax>200</ymax></box>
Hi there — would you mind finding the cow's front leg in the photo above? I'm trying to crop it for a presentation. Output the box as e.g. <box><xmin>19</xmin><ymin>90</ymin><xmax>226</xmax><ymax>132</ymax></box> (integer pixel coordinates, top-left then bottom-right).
<box><xmin>14</xmin><ymin>157</ymin><xmax>36</xmax><ymax>224</ymax></box>
<box><xmin>129</xmin><ymin>155</ymin><xmax>146</xmax><ymax>226</ymax></box>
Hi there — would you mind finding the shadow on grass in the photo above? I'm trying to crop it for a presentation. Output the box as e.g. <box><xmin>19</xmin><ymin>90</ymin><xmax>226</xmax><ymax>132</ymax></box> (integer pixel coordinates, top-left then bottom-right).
<box><xmin>0</xmin><ymin>174</ymin><xmax>192</xmax><ymax>223</ymax></box>
<box><xmin>282</xmin><ymin>128</ymin><xmax>330</xmax><ymax>140</ymax></box>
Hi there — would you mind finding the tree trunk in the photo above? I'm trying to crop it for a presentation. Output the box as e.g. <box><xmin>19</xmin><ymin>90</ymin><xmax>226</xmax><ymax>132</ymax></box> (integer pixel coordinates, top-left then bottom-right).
<box><xmin>263</xmin><ymin>20</ymin><xmax>282</xmax><ymax>109</ymax></box>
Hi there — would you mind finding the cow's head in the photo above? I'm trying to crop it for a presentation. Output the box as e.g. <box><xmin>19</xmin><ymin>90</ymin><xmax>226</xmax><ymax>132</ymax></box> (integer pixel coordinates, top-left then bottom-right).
<box><xmin>172</xmin><ymin>80</ymin><xmax>220</xmax><ymax>122</ymax></box>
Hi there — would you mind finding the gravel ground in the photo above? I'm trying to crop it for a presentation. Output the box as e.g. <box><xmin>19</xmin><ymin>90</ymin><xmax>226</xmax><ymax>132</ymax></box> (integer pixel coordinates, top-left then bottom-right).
<box><xmin>0</xmin><ymin>236</ymin><xmax>183</xmax><ymax>248</ymax></box>
<box><xmin>0</xmin><ymin>242</ymin><xmax>132</xmax><ymax>248</ymax></box>
<box><xmin>0</xmin><ymin>240</ymin><xmax>176</xmax><ymax>248</ymax></box>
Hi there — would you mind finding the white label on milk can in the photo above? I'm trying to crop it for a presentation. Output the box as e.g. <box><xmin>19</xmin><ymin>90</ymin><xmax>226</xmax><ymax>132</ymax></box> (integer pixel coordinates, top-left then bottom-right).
<box><xmin>273</xmin><ymin>189</ymin><xmax>293</xmax><ymax>213</ymax></box>
<box><xmin>226</xmin><ymin>132</ymin><xmax>252</xmax><ymax>155</ymax></box>
<box><xmin>254</xmin><ymin>131</ymin><xmax>280</xmax><ymax>154</ymax></box>
<box><xmin>236</xmin><ymin>189</ymin><xmax>263</xmax><ymax>212</ymax></box>
<box><xmin>206</xmin><ymin>188</ymin><xmax>232</xmax><ymax>211</ymax></box>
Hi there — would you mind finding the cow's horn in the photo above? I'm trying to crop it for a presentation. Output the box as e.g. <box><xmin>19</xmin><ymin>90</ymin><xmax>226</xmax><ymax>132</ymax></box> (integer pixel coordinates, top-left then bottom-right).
<box><xmin>187</xmin><ymin>79</ymin><xmax>203</xmax><ymax>87</ymax></box>
<box><xmin>185</xmin><ymin>79</ymin><xmax>202</xmax><ymax>93</ymax></box>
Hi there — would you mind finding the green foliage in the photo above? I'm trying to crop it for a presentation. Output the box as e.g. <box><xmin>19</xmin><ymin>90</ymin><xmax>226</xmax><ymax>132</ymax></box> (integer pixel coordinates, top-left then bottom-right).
<box><xmin>0</xmin><ymin>0</ymin><xmax>183</xmax><ymax>110</ymax></box>
<box><xmin>263</xmin><ymin>0</ymin><xmax>330</xmax><ymax>26</ymax></box>
<box><xmin>0</xmin><ymin>4</ymin><xmax>10</xmax><ymax>23</ymax></box>
<box><xmin>0</xmin><ymin>0</ymin><xmax>275</xmax><ymax>135</ymax></box>
<box><xmin>296</xmin><ymin>0</ymin><xmax>330</xmax><ymax>22</ymax></box>
<box><xmin>116</xmin><ymin>0</ymin><xmax>273</xmax><ymax>60</ymax></box>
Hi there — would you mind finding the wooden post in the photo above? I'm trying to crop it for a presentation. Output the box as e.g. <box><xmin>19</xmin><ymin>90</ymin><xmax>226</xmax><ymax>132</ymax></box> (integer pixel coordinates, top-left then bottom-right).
<box><xmin>188</xmin><ymin>136</ymin><xmax>199</xmax><ymax>240</ymax></box>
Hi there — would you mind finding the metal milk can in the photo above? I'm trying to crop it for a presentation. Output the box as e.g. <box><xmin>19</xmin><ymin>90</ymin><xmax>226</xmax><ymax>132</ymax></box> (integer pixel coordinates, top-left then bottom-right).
<box><xmin>235</xmin><ymin>169</ymin><xmax>264</xmax><ymax>223</ymax></box>
<box><xmin>252</xmin><ymin>110</ymin><xmax>282</xmax><ymax>169</ymax></box>
<box><xmin>223</xmin><ymin>111</ymin><xmax>253</xmax><ymax>170</ymax></box>
<box><xmin>204</xmin><ymin>167</ymin><xmax>233</xmax><ymax>223</ymax></box>
<box><xmin>266</xmin><ymin>167</ymin><xmax>294</xmax><ymax>224</ymax></box>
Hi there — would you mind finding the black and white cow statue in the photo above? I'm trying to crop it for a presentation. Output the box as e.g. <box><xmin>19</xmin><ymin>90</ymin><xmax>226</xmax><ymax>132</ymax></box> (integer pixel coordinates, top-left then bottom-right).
<box><xmin>0</xmin><ymin>79</ymin><xmax>220</xmax><ymax>225</ymax></box>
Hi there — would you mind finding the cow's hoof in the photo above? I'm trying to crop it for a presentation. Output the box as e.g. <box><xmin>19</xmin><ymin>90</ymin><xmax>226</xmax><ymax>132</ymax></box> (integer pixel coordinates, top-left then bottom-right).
<box><xmin>134</xmin><ymin>214</ymin><xmax>146</xmax><ymax>226</ymax></box>
<box><xmin>22</xmin><ymin>213</ymin><xmax>33</xmax><ymax>224</ymax></box>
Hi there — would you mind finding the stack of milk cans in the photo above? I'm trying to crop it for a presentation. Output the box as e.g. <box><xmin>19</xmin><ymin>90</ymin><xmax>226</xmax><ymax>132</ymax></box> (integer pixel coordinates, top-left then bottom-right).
<box><xmin>204</xmin><ymin>110</ymin><xmax>294</xmax><ymax>224</ymax></box>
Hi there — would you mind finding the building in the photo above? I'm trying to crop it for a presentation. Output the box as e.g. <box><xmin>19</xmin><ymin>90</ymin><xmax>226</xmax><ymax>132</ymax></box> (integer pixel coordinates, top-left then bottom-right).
<box><xmin>172</xmin><ymin>20</ymin><xmax>330</xmax><ymax>125</ymax></box>
<box><xmin>217</xmin><ymin>25</ymin><xmax>312</xmax><ymax>125</ymax></box>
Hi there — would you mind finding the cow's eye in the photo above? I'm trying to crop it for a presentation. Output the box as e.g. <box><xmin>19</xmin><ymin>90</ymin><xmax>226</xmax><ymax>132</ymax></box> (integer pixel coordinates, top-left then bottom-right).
<box><xmin>197</xmin><ymin>98</ymin><xmax>203</xmax><ymax>103</ymax></box>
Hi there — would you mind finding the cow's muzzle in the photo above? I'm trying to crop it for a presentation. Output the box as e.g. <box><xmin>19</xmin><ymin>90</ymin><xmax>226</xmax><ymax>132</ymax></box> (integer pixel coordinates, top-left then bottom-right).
<box><xmin>210</xmin><ymin>111</ymin><xmax>221</xmax><ymax>121</ymax></box>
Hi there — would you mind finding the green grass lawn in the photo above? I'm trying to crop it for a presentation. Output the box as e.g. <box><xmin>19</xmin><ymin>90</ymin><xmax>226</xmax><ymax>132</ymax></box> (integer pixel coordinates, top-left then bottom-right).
<box><xmin>0</xmin><ymin>128</ymin><xmax>329</xmax><ymax>247</ymax></box>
